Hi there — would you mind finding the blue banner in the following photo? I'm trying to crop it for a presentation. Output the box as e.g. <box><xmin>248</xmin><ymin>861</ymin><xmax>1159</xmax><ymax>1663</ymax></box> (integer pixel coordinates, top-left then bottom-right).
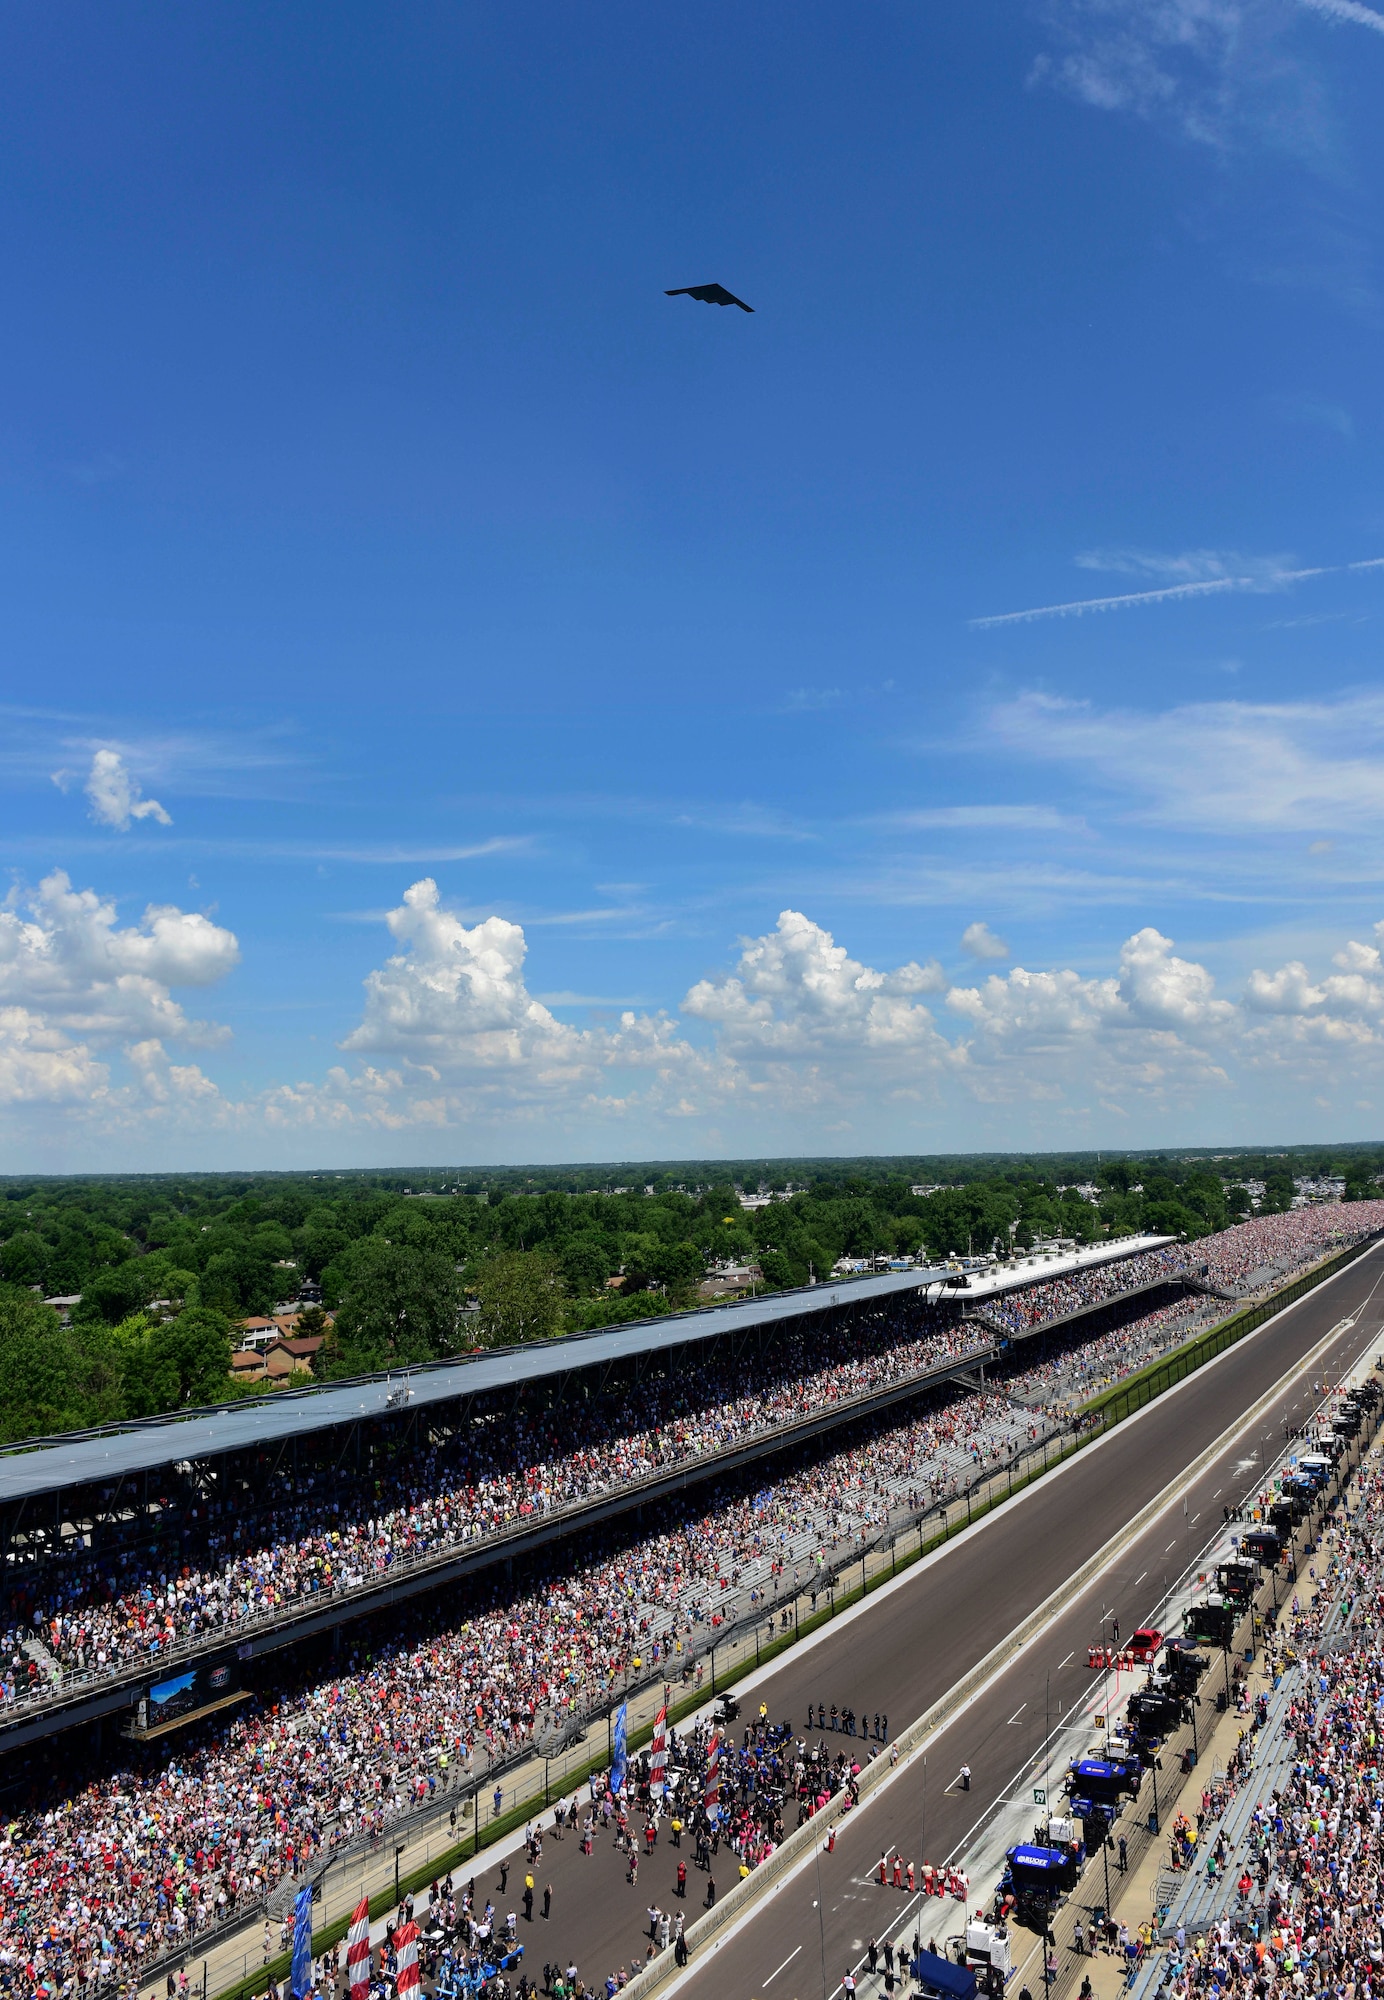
<box><xmin>291</xmin><ymin>1884</ymin><xmax>315</xmax><ymax>1999</ymax></box>
<box><xmin>611</xmin><ymin>1701</ymin><xmax>628</xmax><ymax>1795</ymax></box>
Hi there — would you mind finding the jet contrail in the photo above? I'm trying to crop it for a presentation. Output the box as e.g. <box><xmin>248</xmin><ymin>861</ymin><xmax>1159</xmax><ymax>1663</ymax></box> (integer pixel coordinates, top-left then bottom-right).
<box><xmin>970</xmin><ymin>557</ymin><xmax>1384</xmax><ymax>630</ymax></box>
<box><xmin>971</xmin><ymin>576</ymin><xmax>1242</xmax><ymax>628</ymax></box>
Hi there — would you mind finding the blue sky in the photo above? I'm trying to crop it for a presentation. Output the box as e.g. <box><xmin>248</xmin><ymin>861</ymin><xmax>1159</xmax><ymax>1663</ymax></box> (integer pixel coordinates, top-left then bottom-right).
<box><xmin>6</xmin><ymin>0</ymin><xmax>1384</xmax><ymax>1168</ymax></box>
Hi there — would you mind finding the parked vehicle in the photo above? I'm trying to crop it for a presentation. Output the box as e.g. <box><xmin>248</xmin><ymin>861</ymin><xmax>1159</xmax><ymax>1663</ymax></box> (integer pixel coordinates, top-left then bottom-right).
<box><xmin>1185</xmin><ymin>1597</ymin><xmax>1236</xmax><ymax>1648</ymax></box>
<box><xmin>1216</xmin><ymin>1560</ymin><xmax>1258</xmax><ymax>1603</ymax></box>
<box><xmin>1126</xmin><ymin>1627</ymin><xmax>1162</xmax><ymax>1663</ymax></box>
<box><xmin>1067</xmin><ymin>1755</ymin><xmax>1140</xmax><ymax>1822</ymax></box>
<box><xmin>1241</xmin><ymin>1528</ymin><xmax>1283</xmax><ymax>1565</ymax></box>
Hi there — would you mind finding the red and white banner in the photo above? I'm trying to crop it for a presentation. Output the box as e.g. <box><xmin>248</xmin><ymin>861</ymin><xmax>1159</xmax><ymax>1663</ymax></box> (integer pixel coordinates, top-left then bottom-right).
<box><xmin>347</xmin><ymin>1898</ymin><xmax>371</xmax><ymax>2000</ymax></box>
<box><xmin>650</xmin><ymin>1705</ymin><xmax>668</xmax><ymax>1791</ymax></box>
<box><xmin>703</xmin><ymin>1733</ymin><xmax>721</xmax><ymax>1813</ymax></box>
<box><xmin>394</xmin><ymin>1921</ymin><xmax>420</xmax><ymax>2000</ymax></box>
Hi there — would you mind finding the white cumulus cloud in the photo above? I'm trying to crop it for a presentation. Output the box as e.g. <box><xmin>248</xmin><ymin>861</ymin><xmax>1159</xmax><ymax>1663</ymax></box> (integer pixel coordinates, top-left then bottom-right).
<box><xmin>683</xmin><ymin>910</ymin><xmax>949</xmax><ymax>1060</ymax></box>
<box><xmin>277</xmin><ymin>897</ymin><xmax>957</xmax><ymax>1134</ymax></box>
<box><xmin>944</xmin><ymin>927</ymin><xmax>1235</xmax><ymax>1105</ymax></box>
<box><xmin>1244</xmin><ymin>921</ymin><xmax>1384</xmax><ymax>1052</ymax></box>
<box><xmin>288</xmin><ymin>877</ymin><xmax>712</xmax><ymax>1132</ymax></box>
<box><xmin>342</xmin><ymin>877</ymin><xmax>587</xmax><ymax>1076</ymax></box>
<box><xmin>0</xmin><ymin>872</ymin><xmax>239</xmax><ymax>1112</ymax></box>
<box><xmin>961</xmin><ymin>921</ymin><xmax>1010</xmax><ymax>961</ymax></box>
<box><xmin>0</xmin><ymin>1008</ymin><xmax>109</xmax><ymax>1106</ymax></box>
<box><xmin>79</xmin><ymin>748</ymin><xmax>172</xmax><ymax>831</ymax></box>
<box><xmin>27</xmin><ymin>871</ymin><xmax>1384</xmax><ymax>1157</ymax></box>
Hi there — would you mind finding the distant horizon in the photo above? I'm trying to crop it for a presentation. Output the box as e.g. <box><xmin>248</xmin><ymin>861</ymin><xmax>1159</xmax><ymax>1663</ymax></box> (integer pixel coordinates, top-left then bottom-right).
<box><xmin>1</xmin><ymin>1139</ymin><xmax>1379</xmax><ymax>1186</ymax></box>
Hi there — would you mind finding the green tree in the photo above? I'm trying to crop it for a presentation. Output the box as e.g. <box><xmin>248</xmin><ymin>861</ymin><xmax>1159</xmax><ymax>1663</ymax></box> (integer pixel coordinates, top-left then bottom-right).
<box><xmin>756</xmin><ymin>1248</ymin><xmax>797</xmax><ymax>1290</ymax></box>
<box><xmin>81</xmin><ymin>1257</ymin><xmax>159</xmax><ymax>1325</ymax></box>
<box><xmin>473</xmin><ymin>1250</ymin><xmax>563</xmax><ymax>1347</ymax></box>
<box><xmin>330</xmin><ymin>1239</ymin><xmax>462</xmax><ymax>1371</ymax></box>
<box><xmin>200</xmin><ymin>1242</ymin><xmax>277</xmax><ymax>1316</ymax></box>
<box><xmin>0</xmin><ymin>1292</ymin><xmax>122</xmax><ymax>1441</ymax></box>
<box><xmin>649</xmin><ymin>1240</ymin><xmax>707</xmax><ymax>1304</ymax></box>
<box><xmin>559</xmin><ymin>1237</ymin><xmax>612</xmax><ymax>1297</ymax></box>
<box><xmin>297</xmin><ymin>1208</ymin><xmax>352</xmax><ymax>1278</ymax></box>
<box><xmin>115</xmin><ymin>1306</ymin><xmax>234</xmax><ymax>1415</ymax></box>
<box><xmin>0</xmin><ymin>1230</ymin><xmax>49</xmax><ymax>1291</ymax></box>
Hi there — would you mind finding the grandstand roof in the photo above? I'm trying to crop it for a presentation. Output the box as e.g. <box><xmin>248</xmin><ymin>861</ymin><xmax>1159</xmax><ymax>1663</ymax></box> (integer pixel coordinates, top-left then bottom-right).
<box><xmin>0</xmin><ymin>1234</ymin><xmax>1172</xmax><ymax>1505</ymax></box>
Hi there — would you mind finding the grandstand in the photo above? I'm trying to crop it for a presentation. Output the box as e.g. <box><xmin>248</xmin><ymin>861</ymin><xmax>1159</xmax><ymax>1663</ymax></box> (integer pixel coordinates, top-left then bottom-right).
<box><xmin>0</xmin><ymin>1236</ymin><xmax>1180</xmax><ymax>1749</ymax></box>
<box><xmin>1</xmin><ymin>1207</ymin><xmax>1380</xmax><ymax>2000</ymax></box>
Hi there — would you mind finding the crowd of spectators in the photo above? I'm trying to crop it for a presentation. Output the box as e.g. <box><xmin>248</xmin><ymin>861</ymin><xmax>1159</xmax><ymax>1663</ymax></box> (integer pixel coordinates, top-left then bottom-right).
<box><xmin>2</xmin><ymin>1204</ymin><xmax>1383</xmax><ymax>1997</ymax></box>
<box><xmin>977</xmin><ymin>1245</ymin><xmax>1191</xmax><ymax>1339</ymax></box>
<box><xmin>1004</xmin><ymin>1296</ymin><xmax>1223</xmax><ymax>1411</ymax></box>
<box><xmin>0</xmin><ymin>1378</ymin><xmax>1047</xmax><ymax>1998</ymax></box>
<box><xmin>1149</xmin><ymin>1438</ymin><xmax>1384</xmax><ymax>2000</ymax></box>
<box><xmin>0</xmin><ymin>1204</ymin><xmax>1368</xmax><ymax>1728</ymax></box>
<box><xmin>1194</xmin><ymin>1203</ymin><xmax>1384</xmax><ymax>1292</ymax></box>
<box><xmin>981</xmin><ymin>1204</ymin><xmax>1384</xmax><ymax>1340</ymax></box>
<box><xmin>1</xmin><ymin>1307</ymin><xmax>985</xmax><ymax>1690</ymax></box>
<box><xmin>9</xmin><ymin>1210</ymin><xmax>1379</xmax><ymax>1702</ymax></box>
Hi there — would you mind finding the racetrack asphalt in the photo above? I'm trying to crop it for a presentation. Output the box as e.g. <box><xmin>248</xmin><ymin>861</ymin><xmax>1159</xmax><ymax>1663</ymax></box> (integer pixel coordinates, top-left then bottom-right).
<box><xmin>458</xmin><ymin>1245</ymin><xmax>1384</xmax><ymax>1998</ymax></box>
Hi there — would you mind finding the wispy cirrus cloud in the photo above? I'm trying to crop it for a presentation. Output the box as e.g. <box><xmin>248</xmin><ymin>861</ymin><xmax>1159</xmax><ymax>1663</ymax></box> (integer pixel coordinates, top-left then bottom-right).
<box><xmin>1073</xmin><ymin>548</ymin><xmax>1247</xmax><ymax>580</ymax></box>
<box><xmin>1267</xmin><ymin>391</ymin><xmax>1355</xmax><ymax>437</ymax></box>
<box><xmin>990</xmin><ymin>687</ymin><xmax>1384</xmax><ymax>834</ymax></box>
<box><xmin>971</xmin><ymin>551</ymin><xmax>1384</xmax><ymax>627</ymax></box>
<box><xmin>1029</xmin><ymin>0</ymin><xmax>1384</xmax><ymax>155</ymax></box>
<box><xmin>870</xmin><ymin>804</ymin><xmax>1084</xmax><ymax>833</ymax></box>
<box><xmin>1300</xmin><ymin>0</ymin><xmax>1384</xmax><ymax>33</ymax></box>
<box><xmin>1028</xmin><ymin>0</ymin><xmax>1334</xmax><ymax>155</ymax></box>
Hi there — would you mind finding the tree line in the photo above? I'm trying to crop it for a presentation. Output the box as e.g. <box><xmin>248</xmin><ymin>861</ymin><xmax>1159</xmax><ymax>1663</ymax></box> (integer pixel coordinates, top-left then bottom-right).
<box><xmin>0</xmin><ymin>1147</ymin><xmax>1377</xmax><ymax>1443</ymax></box>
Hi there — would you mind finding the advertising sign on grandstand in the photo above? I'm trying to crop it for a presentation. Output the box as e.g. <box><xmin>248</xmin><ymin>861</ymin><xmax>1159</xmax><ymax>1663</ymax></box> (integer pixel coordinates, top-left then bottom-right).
<box><xmin>127</xmin><ymin>1655</ymin><xmax>246</xmax><ymax>1739</ymax></box>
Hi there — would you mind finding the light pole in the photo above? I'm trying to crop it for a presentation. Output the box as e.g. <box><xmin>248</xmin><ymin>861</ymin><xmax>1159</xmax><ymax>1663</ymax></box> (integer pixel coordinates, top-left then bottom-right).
<box><xmin>812</xmin><ymin>1835</ymin><xmax>829</xmax><ymax>2000</ymax></box>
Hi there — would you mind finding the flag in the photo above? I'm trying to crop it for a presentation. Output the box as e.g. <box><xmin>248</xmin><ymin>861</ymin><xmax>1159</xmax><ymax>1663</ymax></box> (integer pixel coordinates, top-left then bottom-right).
<box><xmin>290</xmin><ymin>1885</ymin><xmax>314</xmax><ymax>2000</ymax></box>
<box><xmin>704</xmin><ymin>1732</ymin><xmax>721</xmax><ymax>1814</ymax></box>
<box><xmin>346</xmin><ymin>1897</ymin><xmax>370</xmax><ymax>2000</ymax></box>
<box><xmin>650</xmin><ymin>1704</ymin><xmax>668</xmax><ymax>1793</ymax></box>
<box><xmin>394</xmin><ymin>1920</ymin><xmax>420</xmax><ymax>2000</ymax></box>
<box><xmin>612</xmin><ymin>1702</ymin><xmax>628</xmax><ymax>1795</ymax></box>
